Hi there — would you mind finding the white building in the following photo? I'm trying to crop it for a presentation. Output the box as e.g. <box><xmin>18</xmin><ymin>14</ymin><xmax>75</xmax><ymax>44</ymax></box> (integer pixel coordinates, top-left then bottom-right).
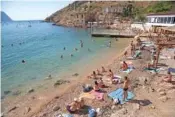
<box><xmin>146</xmin><ymin>13</ymin><xmax>175</xmax><ymax>27</ymax></box>
<box><xmin>131</xmin><ymin>13</ymin><xmax>175</xmax><ymax>31</ymax></box>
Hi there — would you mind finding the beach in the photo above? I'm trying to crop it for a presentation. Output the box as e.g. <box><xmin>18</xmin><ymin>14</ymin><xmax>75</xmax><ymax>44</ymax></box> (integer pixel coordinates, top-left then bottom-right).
<box><xmin>2</xmin><ymin>21</ymin><xmax>134</xmax><ymax>117</ymax></box>
<box><xmin>2</xmin><ymin>33</ymin><xmax>175</xmax><ymax>117</ymax></box>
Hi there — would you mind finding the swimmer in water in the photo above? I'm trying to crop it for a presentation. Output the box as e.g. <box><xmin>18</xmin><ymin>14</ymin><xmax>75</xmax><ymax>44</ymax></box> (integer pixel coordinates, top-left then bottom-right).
<box><xmin>61</xmin><ymin>55</ymin><xmax>63</xmax><ymax>59</ymax></box>
<box><xmin>88</xmin><ymin>48</ymin><xmax>91</xmax><ymax>52</ymax></box>
<box><xmin>71</xmin><ymin>54</ymin><xmax>73</xmax><ymax>57</ymax></box>
<box><xmin>11</xmin><ymin>44</ymin><xmax>13</xmax><ymax>47</ymax></box>
<box><xmin>22</xmin><ymin>60</ymin><xmax>25</xmax><ymax>63</ymax></box>
<box><xmin>75</xmin><ymin>48</ymin><xmax>78</xmax><ymax>51</ymax></box>
<box><xmin>63</xmin><ymin>47</ymin><xmax>66</xmax><ymax>50</ymax></box>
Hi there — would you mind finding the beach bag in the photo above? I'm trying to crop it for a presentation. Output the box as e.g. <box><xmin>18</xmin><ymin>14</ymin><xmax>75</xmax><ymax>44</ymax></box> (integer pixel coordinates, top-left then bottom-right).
<box><xmin>88</xmin><ymin>108</ymin><xmax>97</xmax><ymax>117</ymax></box>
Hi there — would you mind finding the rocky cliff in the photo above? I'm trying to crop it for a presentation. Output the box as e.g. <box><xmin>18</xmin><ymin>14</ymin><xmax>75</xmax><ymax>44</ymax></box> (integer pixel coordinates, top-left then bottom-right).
<box><xmin>1</xmin><ymin>11</ymin><xmax>13</xmax><ymax>22</ymax></box>
<box><xmin>45</xmin><ymin>1</ymin><xmax>175</xmax><ymax>28</ymax></box>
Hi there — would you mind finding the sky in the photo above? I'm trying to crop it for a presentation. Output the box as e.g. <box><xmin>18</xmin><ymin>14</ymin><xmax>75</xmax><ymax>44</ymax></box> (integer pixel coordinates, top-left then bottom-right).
<box><xmin>1</xmin><ymin>0</ymin><xmax>73</xmax><ymax>20</ymax></box>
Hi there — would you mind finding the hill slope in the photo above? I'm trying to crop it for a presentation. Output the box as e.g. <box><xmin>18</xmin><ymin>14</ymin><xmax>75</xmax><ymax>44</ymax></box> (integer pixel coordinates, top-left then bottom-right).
<box><xmin>1</xmin><ymin>11</ymin><xmax>13</xmax><ymax>22</ymax></box>
<box><xmin>45</xmin><ymin>1</ymin><xmax>175</xmax><ymax>27</ymax></box>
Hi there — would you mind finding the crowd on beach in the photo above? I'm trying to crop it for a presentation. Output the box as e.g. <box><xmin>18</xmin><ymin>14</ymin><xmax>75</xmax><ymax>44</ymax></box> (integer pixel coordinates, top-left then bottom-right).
<box><xmin>62</xmin><ymin>34</ymin><xmax>174</xmax><ymax>117</ymax></box>
<box><xmin>3</xmin><ymin>32</ymin><xmax>174</xmax><ymax>117</ymax></box>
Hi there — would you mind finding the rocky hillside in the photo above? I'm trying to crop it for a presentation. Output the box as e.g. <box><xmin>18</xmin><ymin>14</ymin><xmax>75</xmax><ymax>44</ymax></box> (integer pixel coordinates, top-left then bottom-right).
<box><xmin>45</xmin><ymin>1</ymin><xmax>175</xmax><ymax>28</ymax></box>
<box><xmin>1</xmin><ymin>11</ymin><xmax>13</xmax><ymax>22</ymax></box>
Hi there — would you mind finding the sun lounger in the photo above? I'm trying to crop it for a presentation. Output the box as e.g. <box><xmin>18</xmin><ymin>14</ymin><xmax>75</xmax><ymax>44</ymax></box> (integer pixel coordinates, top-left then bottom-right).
<box><xmin>108</xmin><ymin>88</ymin><xmax>134</xmax><ymax>104</ymax></box>
<box><xmin>168</xmin><ymin>68</ymin><xmax>175</xmax><ymax>73</ymax></box>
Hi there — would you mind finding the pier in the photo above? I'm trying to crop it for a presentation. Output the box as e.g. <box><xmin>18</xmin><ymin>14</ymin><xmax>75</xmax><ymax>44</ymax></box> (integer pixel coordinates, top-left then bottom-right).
<box><xmin>91</xmin><ymin>28</ymin><xmax>136</xmax><ymax>38</ymax></box>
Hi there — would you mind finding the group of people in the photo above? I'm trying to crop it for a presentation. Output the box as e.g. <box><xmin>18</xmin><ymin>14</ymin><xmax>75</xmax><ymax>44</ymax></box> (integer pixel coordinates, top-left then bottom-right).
<box><xmin>60</xmin><ymin>40</ymin><xmax>92</xmax><ymax>59</ymax></box>
<box><xmin>66</xmin><ymin>97</ymin><xmax>84</xmax><ymax>113</ymax></box>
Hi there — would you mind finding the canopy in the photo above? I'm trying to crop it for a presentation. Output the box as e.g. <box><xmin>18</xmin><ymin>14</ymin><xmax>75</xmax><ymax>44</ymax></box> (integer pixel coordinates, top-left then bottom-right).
<box><xmin>161</xmin><ymin>26</ymin><xmax>175</xmax><ymax>32</ymax></box>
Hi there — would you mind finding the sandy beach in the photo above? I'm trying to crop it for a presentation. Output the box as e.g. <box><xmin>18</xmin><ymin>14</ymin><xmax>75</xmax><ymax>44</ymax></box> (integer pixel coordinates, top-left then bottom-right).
<box><xmin>2</xmin><ymin>35</ymin><xmax>175</xmax><ymax>117</ymax></box>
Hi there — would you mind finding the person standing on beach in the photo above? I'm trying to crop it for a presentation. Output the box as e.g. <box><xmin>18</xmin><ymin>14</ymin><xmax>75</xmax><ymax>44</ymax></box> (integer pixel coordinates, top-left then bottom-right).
<box><xmin>123</xmin><ymin>76</ymin><xmax>130</xmax><ymax>101</ymax></box>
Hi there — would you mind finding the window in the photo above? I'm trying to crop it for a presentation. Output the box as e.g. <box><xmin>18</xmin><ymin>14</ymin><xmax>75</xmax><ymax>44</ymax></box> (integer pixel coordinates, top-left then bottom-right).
<box><xmin>173</xmin><ymin>17</ymin><xmax>175</xmax><ymax>24</ymax></box>
<box><xmin>151</xmin><ymin>17</ymin><xmax>155</xmax><ymax>23</ymax></box>
<box><xmin>160</xmin><ymin>17</ymin><xmax>164</xmax><ymax>23</ymax></box>
<box><xmin>157</xmin><ymin>17</ymin><xmax>161</xmax><ymax>23</ymax></box>
<box><xmin>164</xmin><ymin>17</ymin><xmax>167</xmax><ymax>23</ymax></box>
<box><xmin>167</xmin><ymin>17</ymin><xmax>171</xmax><ymax>24</ymax></box>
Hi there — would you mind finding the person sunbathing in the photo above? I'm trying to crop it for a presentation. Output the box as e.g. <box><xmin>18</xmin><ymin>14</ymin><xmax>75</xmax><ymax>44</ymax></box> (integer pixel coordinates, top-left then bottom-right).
<box><xmin>101</xmin><ymin>66</ymin><xmax>106</xmax><ymax>73</ymax></box>
<box><xmin>78</xmin><ymin>97</ymin><xmax>85</xmax><ymax>108</ymax></box>
<box><xmin>121</xmin><ymin>61</ymin><xmax>128</xmax><ymax>71</ymax></box>
<box><xmin>98</xmin><ymin>78</ymin><xmax>105</xmax><ymax>88</ymax></box>
<box><xmin>107</xmin><ymin>69</ymin><xmax>114</xmax><ymax>79</ymax></box>
<box><xmin>161</xmin><ymin>71</ymin><xmax>172</xmax><ymax>83</ymax></box>
<box><xmin>87</xmin><ymin>71</ymin><xmax>97</xmax><ymax>79</ymax></box>
<box><xmin>94</xmin><ymin>81</ymin><xmax>100</xmax><ymax>92</ymax></box>
<box><xmin>66</xmin><ymin>98</ymin><xmax>80</xmax><ymax>113</ymax></box>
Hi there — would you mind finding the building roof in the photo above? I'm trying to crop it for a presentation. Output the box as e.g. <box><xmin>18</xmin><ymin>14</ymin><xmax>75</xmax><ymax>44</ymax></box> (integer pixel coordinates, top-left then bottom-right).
<box><xmin>147</xmin><ymin>13</ymin><xmax>175</xmax><ymax>16</ymax></box>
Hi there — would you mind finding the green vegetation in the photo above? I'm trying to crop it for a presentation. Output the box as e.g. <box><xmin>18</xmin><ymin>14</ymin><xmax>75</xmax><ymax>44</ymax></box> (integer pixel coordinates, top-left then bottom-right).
<box><xmin>146</xmin><ymin>1</ymin><xmax>172</xmax><ymax>13</ymax></box>
<box><xmin>122</xmin><ymin>1</ymin><xmax>174</xmax><ymax>22</ymax></box>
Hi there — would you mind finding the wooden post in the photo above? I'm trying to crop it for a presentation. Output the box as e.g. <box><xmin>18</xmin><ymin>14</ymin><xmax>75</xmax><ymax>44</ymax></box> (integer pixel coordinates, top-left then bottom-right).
<box><xmin>155</xmin><ymin>46</ymin><xmax>161</xmax><ymax>68</ymax></box>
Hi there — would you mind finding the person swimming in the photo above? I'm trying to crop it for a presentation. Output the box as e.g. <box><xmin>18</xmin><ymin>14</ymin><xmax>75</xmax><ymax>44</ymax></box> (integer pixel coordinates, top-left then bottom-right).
<box><xmin>71</xmin><ymin>54</ymin><xmax>73</xmax><ymax>57</ymax></box>
<box><xmin>22</xmin><ymin>60</ymin><xmax>25</xmax><ymax>63</ymax></box>
<box><xmin>88</xmin><ymin>48</ymin><xmax>91</xmax><ymax>52</ymax></box>
<box><xmin>63</xmin><ymin>47</ymin><xmax>66</xmax><ymax>50</ymax></box>
<box><xmin>11</xmin><ymin>44</ymin><xmax>13</xmax><ymax>47</ymax></box>
<box><xmin>60</xmin><ymin>55</ymin><xmax>63</xmax><ymax>59</ymax></box>
<box><xmin>74</xmin><ymin>48</ymin><xmax>78</xmax><ymax>51</ymax></box>
<box><xmin>80</xmin><ymin>40</ymin><xmax>83</xmax><ymax>48</ymax></box>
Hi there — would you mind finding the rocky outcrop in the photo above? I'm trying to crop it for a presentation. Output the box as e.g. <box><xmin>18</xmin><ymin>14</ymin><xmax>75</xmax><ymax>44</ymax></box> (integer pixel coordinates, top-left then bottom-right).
<box><xmin>1</xmin><ymin>11</ymin><xmax>13</xmax><ymax>22</ymax></box>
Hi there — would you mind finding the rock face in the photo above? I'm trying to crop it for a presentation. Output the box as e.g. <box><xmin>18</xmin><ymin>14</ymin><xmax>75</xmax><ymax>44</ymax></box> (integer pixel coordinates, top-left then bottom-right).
<box><xmin>1</xmin><ymin>11</ymin><xmax>13</xmax><ymax>22</ymax></box>
<box><xmin>45</xmin><ymin>1</ymin><xmax>156</xmax><ymax>28</ymax></box>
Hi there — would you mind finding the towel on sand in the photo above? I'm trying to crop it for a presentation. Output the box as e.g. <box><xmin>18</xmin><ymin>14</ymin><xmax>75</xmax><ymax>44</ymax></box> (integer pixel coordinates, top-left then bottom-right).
<box><xmin>144</xmin><ymin>67</ymin><xmax>165</xmax><ymax>73</ymax></box>
<box><xmin>168</xmin><ymin>68</ymin><xmax>175</xmax><ymax>73</ymax></box>
<box><xmin>108</xmin><ymin>88</ymin><xmax>134</xmax><ymax>104</ymax></box>
<box><xmin>80</xmin><ymin>90</ymin><xmax>104</xmax><ymax>100</ymax></box>
<box><xmin>122</xmin><ymin>68</ymin><xmax>133</xmax><ymax>74</ymax></box>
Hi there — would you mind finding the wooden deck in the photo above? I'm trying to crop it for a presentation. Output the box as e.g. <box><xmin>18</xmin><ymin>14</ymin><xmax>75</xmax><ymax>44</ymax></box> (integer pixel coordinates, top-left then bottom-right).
<box><xmin>91</xmin><ymin>29</ymin><xmax>136</xmax><ymax>38</ymax></box>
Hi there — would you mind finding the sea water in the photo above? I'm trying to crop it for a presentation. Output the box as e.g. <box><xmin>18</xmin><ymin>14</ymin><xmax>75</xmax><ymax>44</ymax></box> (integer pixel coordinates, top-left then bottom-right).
<box><xmin>1</xmin><ymin>21</ymin><xmax>130</xmax><ymax>98</ymax></box>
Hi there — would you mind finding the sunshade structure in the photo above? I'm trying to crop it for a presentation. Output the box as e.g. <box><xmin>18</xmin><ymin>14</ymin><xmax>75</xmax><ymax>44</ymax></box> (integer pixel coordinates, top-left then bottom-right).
<box><xmin>154</xmin><ymin>27</ymin><xmax>175</xmax><ymax>67</ymax></box>
<box><xmin>161</xmin><ymin>26</ymin><xmax>175</xmax><ymax>34</ymax></box>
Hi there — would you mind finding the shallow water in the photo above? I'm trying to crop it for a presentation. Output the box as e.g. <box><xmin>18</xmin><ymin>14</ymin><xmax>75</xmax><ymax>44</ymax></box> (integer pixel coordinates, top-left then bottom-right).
<box><xmin>2</xmin><ymin>21</ymin><xmax>125</xmax><ymax>97</ymax></box>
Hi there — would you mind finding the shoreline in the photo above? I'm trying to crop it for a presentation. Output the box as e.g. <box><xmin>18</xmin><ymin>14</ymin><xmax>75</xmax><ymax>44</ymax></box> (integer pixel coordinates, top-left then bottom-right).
<box><xmin>2</xmin><ymin>37</ymin><xmax>132</xmax><ymax>117</ymax></box>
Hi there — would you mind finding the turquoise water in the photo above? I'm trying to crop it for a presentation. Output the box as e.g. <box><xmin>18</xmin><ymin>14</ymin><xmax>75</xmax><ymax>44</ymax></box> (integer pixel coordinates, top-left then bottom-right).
<box><xmin>1</xmin><ymin>21</ymin><xmax>113</xmax><ymax>96</ymax></box>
